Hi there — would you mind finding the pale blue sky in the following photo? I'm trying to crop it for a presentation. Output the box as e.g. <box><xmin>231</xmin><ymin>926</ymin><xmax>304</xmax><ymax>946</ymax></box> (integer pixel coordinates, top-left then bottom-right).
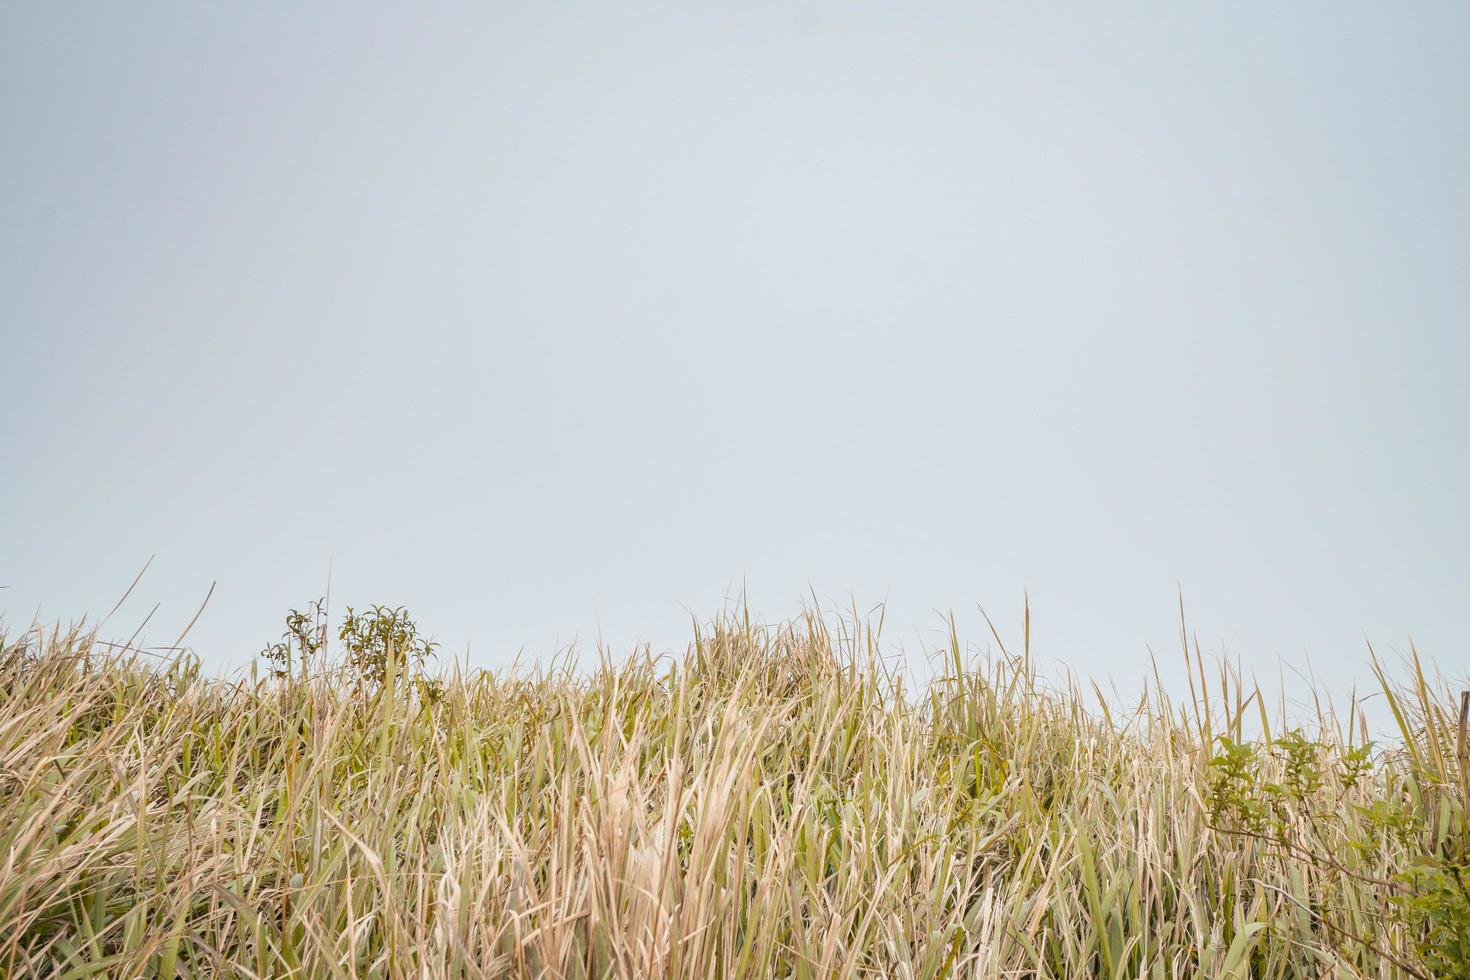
<box><xmin>3</xmin><ymin>3</ymin><xmax>1467</xmax><ymax>697</ymax></box>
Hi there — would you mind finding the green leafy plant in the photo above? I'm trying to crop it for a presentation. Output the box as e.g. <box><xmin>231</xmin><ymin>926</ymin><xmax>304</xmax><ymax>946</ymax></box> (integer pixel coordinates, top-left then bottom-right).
<box><xmin>1206</xmin><ymin>730</ymin><xmax>1337</xmax><ymax>838</ymax></box>
<box><xmin>260</xmin><ymin>601</ymin><xmax>438</xmax><ymax>695</ymax></box>
<box><xmin>1393</xmin><ymin>855</ymin><xmax>1470</xmax><ymax>979</ymax></box>
<box><xmin>1269</xmin><ymin>730</ymin><xmax>1325</xmax><ymax>808</ymax></box>
<box><xmin>338</xmin><ymin>603</ymin><xmax>437</xmax><ymax>692</ymax></box>
<box><xmin>1206</xmin><ymin>736</ymin><xmax>1268</xmax><ymax>834</ymax></box>
<box><xmin>258</xmin><ymin>597</ymin><xmax>327</xmax><ymax>679</ymax></box>
<box><xmin>1203</xmin><ymin>711</ymin><xmax>1470</xmax><ymax>979</ymax></box>
<box><xmin>1338</xmin><ymin>742</ymin><xmax>1375</xmax><ymax>790</ymax></box>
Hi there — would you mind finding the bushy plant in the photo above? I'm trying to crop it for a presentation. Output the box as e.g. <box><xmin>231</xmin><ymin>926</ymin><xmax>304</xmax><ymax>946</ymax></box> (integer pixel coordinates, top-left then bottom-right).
<box><xmin>260</xmin><ymin>600</ymin><xmax>439</xmax><ymax>697</ymax></box>
<box><xmin>337</xmin><ymin>603</ymin><xmax>436</xmax><ymax>690</ymax></box>
<box><xmin>258</xmin><ymin>597</ymin><xmax>327</xmax><ymax>678</ymax></box>
<box><xmin>1204</xmin><ymin>717</ymin><xmax>1470</xmax><ymax>978</ymax></box>
<box><xmin>1393</xmin><ymin>856</ymin><xmax>1470</xmax><ymax>978</ymax></box>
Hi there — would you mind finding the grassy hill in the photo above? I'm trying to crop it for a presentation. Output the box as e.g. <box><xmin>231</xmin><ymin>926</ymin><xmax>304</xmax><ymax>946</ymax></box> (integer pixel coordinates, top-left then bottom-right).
<box><xmin>1</xmin><ymin>606</ymin><xmax>1465</xmax><ymax>978</ymax></box>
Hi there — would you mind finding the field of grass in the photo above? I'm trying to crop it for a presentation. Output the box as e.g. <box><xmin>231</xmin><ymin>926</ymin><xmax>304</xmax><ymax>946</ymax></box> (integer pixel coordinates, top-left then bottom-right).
<box><xmin>1</xmin><ymin>604</ymin><xmax>1466</xmax><ymax>978</ymax></box>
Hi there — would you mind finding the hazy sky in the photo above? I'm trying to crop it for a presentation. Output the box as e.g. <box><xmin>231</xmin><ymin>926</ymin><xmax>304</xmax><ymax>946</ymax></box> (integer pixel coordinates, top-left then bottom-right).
<box><xmin>3</xmin><ymin>3</ymin><xmax>1468</xmax><ymax>698</ymax></box>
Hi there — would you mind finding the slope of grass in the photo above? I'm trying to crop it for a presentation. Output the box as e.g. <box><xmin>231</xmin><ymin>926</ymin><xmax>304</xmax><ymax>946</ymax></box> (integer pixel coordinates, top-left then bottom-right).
<box><xmin>0</xmin><ymin>609</ymin><xmax>1465</xmax><ymax>978</ymax></box>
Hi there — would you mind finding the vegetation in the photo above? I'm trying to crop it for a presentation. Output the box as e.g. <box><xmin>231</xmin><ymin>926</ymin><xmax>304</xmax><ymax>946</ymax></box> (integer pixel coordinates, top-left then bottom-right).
<box><xmin>0</xmin><ymin>602</ymin><xmax>1465</xmax><ymax>978</ymax></box>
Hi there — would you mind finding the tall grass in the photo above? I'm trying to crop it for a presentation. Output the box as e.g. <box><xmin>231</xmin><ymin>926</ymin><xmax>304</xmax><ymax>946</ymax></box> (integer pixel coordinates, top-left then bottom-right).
<box><xmin>0</xmin><ymin>607</ymin><xmax>1465</xmax><ymax>978</ymax></box>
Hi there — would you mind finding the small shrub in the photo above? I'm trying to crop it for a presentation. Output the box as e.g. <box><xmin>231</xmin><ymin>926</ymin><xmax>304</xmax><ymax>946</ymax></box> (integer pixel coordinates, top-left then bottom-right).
<box><xmin>260</xmin><ymin>601</ymin><xmax>438</xmax><ymax>693</ymax></box>
<box><xmin>258</xmin><ymin>597</ymin><xmax>327</xmax><ymax>678</ymax></box>
<box><xmin>338</xmin><ymin>604</ymin><xmax>437</xmax><ymax>691</ymax></box>
<box><xmin>1393</xmin><ymin>855</ymin><xmax>1470</xmax><ymax>979</ymax></box>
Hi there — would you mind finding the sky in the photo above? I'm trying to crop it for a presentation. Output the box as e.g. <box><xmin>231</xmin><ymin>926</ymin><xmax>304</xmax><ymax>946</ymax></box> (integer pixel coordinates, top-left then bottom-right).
<box><xmin>3</xmin><ymin>3</ymin><xmax>1468</xmax><ymax>705</ymax></box>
